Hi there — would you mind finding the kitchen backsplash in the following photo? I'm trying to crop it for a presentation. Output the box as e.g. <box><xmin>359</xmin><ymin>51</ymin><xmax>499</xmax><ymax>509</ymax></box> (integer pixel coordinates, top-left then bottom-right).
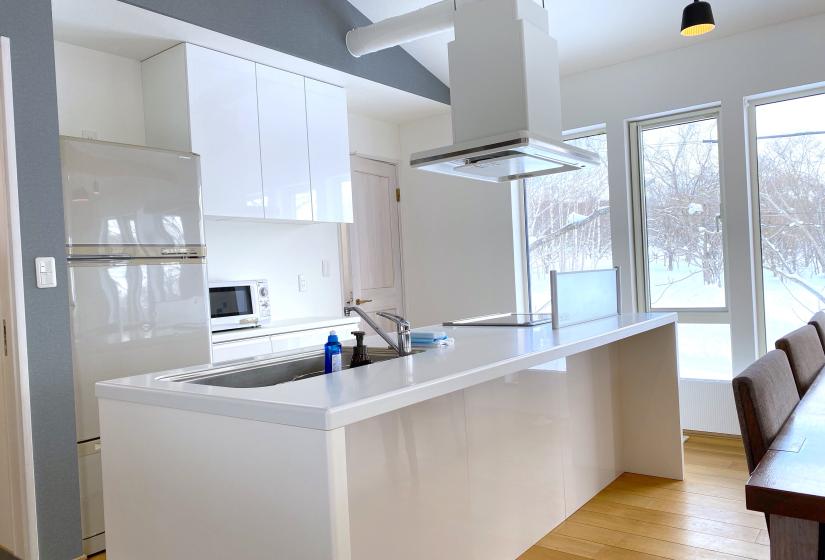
<box><xmin>204</xmin><ymin>217</ymin><xmax>343</xmax><ymax>319</ymax></box>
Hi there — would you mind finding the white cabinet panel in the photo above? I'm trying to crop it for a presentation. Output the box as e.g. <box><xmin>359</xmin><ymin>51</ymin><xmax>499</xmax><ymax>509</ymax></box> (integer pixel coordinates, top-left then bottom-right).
<box><xmin>270</xmin><ymin>328</ymin><xmax>354</xmax><ymax>355</ymax></box>
<box><xmin>185</xmin><ymin>45</ymin><xmax>264</xmax><ymax>219</ymax></box>
<box><xmin>305</xmin><ymin>79</ymin><xmax>353</xmax><ymax>223</ymax></box>
<box><xmin>212</xmin><ymin>337</ymin><xmax>273</xmax><ymax>363</ymax></box>
<box><xmin>256</xmin><ymin>65</ymin><xmax>312</xmax><ymax>221</ymax></box>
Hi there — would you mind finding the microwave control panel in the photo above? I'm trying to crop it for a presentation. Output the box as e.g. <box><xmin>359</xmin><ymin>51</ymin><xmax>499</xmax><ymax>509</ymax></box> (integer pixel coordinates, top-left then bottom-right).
<box><xmin>256</xmin><ymin>279</ymin><xmax>271</xmax><ymax>321</ymax></box>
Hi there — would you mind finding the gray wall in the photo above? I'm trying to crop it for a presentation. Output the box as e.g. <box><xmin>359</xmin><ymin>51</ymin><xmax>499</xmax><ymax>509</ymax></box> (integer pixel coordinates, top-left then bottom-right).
<box><xmin>0</xmin><ymin>1</ymin><xmax>82</xmax><ymax>558</ymax></box>
<box><xmin>122</xmin><ymin>0</ymin><xmax>450</xmax><ymax>104</ymax></box>
<box><xmin>0</xmin><ymin>0</ymin><xmax>447</xmax><ymax>558</ymax></box>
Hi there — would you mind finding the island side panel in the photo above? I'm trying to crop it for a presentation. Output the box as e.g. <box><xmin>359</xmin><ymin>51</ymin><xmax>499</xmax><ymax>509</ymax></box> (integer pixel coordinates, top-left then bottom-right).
<box><xmin>616</xmin><ymin>322</ymin><xmax>684</xmax><ymax>479</ymax></box>
<box><xmin>98</xmin><ymin>398</ymin><xmax>351</xmax><ymax>560</ymax></box>
<box><xmin>561</xmin><ymin>346</ymin><xmax>624</xmax><ymax>515</ymax></box>
<box><xmin>344</xmin><ymin>391</ymin><xmax>472</xmax><ymax>559</ymax></box>
<box><xmin>462</xmin><ymin>364</ymin><xmax>568</xmax><ymax>559</ymax></box>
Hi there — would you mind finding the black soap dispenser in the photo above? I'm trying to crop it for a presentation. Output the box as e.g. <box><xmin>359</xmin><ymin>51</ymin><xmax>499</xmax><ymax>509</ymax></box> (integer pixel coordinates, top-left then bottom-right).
<box><xmin>349</xmin><ymin>331</ymin><xmax>372</xmax><ymax>368</ymax></box>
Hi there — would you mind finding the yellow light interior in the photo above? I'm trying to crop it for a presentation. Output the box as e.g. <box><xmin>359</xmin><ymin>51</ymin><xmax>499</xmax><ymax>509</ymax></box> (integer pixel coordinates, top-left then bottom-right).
<box><xmin>681</xmin><ymin>23</ymin><xmax>716</xmax><ymax>37</ymax></box>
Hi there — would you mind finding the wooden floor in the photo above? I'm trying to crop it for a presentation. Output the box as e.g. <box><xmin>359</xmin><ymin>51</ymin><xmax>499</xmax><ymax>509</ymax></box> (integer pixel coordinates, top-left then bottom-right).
<box><xmin>90</xmin><ymin>436</ymin><xmax>763</xmax><ymax>560</ymax></box>
<box><xmin>519</xmin><ymin>435</ymin><xmax>768</xmax><ymax>560</ymax></box>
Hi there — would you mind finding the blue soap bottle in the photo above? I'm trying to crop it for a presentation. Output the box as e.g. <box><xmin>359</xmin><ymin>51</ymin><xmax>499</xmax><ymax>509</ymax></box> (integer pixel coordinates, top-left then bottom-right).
<box><xmin>324</xmin><ymin>330</ymin><xmax>342</xmax><ymax>374</ymax></box>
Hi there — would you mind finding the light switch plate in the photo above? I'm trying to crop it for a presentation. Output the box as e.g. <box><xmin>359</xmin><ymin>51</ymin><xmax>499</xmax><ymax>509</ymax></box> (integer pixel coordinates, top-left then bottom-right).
<box><xmin>35</xmin><ymin>257</ymin><xmax>57</xmax><ymax>288</ymax></box>
<box><xmin>298</xmin><ymin>274</ymin><xmax>308</xmax><ymax>292</ymax></box>
<box><xmin>321</xmin><ymin>259</ymin><xmax>330</xmax><ymax>278</ymax></box>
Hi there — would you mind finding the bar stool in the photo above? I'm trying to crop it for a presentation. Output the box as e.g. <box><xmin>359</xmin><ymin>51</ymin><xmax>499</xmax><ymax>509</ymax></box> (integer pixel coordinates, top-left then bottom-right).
<box><xmin>732</xmin><ymin>350</ymin><xmax>799</xmax><ymax>477</ymax></box>
<box><xmin>809</xmin><ymin>311</ymin><xmax>825</xmax><ymax>350</ymax></box>
<box><xmin>775</xmin><ymin>324</ymin><xmax>825</xmax><ymax>397</ymax></box>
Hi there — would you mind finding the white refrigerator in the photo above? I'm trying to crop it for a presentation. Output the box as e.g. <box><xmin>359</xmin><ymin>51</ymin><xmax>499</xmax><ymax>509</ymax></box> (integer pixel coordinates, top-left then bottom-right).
<box><xmin>60</xmin><ymin>137</ymin><xmax>212</xmax><ymax>554</ymax></box>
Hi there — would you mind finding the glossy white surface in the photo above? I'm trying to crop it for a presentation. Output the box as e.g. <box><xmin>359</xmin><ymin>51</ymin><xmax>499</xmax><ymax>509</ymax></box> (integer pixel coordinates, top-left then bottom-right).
<box><xmin>211</xmin><ymin>317</ymin><xmax>361</xmax><ymax>364</ymax></box>
<box><xmin>99</xmin><ymin>317</ymin><xmax>682</xmax><ymax>560</ymax></box>
<box><xmin>185</xmin><ymin>45</ymin><xmax>264</xmax><ymax>219</ymax></box>
<box><xmin>71</xmin><ymin>259</ymin><xmax>211</xmax><ymax>441</ymax></box>
<box><xmin>98</xmin><ymin>313</ymin><xmax>676</xmax><ymax>431</ymax></box>
<box><xmin>306</xmin><ymin>79</ymin><xmax>353</xmax><ymax>223</ymax></box>
<box><xmin>211</xmin><ymin>316</ymin><xmax>360</xmax><ymax>343</ymax></box>
<box><xmin>211</xmin><ymin>337</ymin><xmax>273</xmax><ymax>364</ymax></box>
<box><xmin>99</xmin><ymin>399</ymin><xmax>349</xmax><ymax>560</ymax></box>
<box><xmin>60</xmin><ymin>137</ymin><xmax>205</xmax><ymax>247</ymax></box>
<box><xmin>256</xmin><ymin>64</ymin><xmax>313</xmax><ymax>221</ymax></box>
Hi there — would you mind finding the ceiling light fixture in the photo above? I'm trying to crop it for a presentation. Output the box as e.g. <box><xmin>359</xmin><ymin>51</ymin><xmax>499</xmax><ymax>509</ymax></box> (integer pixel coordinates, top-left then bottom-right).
<box><xmin>680</xmin><ymin>0</ymin><xmax>716</xmax><ymax>37</ymax></box>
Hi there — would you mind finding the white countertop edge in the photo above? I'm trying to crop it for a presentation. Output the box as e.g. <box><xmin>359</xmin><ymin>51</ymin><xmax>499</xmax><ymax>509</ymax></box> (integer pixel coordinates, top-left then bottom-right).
<box><xmin>212</xmin><ymin>316</ymin><xmax>361</xmax><ymax>343</ymax></box>
<box><xmin>97</xmin><ymin>313</ymin><xmax>677</xmax><ymax>431</ymax></box>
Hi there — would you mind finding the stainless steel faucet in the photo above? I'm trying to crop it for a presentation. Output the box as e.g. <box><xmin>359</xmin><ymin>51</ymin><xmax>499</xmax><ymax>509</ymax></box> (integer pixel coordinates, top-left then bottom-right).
<box><xmin>344</xmin><ymin>306</ymin><xmax>412</xmax><ymax>356</ymax></box>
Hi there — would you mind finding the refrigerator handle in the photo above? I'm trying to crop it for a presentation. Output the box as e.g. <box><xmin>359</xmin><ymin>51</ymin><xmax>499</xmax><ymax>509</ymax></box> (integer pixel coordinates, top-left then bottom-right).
<box><xmin>69</xmin><ymin>254</ymin><xmax>131</xmax><ymax>261</ymax></box>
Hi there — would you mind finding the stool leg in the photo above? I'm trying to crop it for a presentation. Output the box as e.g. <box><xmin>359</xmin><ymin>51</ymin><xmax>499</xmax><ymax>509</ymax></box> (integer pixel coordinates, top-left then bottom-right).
<box><xmin>770</xmin><ymin>515</ymin><xmax>819</xmax><ymax>560</ymax></box>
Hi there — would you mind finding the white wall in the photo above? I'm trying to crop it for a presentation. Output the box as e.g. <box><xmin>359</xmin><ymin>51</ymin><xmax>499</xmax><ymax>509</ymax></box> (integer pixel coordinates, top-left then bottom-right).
<box><xmin>398</xmin><ymin>112</ymin><xmax>521</xmax><ymax>327</ymax></box>
<box><xmin>348</xmin><ymin>112</ymin><xmax>401</xmax><ymax>162</ymax></box>
<box><xmin>204</xmin><ymin>218</ymin><xmax>343</xmax><ymax>319</ymax></box>
<box><xmin>53</xmin><ymin>41</ymin><xmax>146</xmax><ymax>145</ymax></box>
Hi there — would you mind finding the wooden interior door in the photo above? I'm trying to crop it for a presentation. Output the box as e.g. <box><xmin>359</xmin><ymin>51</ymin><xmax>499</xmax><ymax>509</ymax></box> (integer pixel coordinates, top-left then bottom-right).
<box><xmin>344</xmin><ymin>157</ymin><xmax>405</xmax><ymax>333</ymax></box>
<box><xmin>0</xmin><ymin>35</ymin><xmax>25</xmax><ymax>556</ymax></box>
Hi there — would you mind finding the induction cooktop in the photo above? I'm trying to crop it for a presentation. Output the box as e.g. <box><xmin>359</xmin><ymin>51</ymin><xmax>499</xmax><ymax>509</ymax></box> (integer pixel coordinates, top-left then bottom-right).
<box><xmin>443</xmin><ymin>313</ymin><xmax>553</xmax><ymax>327</ymax></box>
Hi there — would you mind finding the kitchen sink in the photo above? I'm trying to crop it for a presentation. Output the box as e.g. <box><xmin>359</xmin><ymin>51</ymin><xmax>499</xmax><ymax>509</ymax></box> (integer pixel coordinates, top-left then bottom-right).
<box><xmin>173</xmin><ymin>347</ymin><xmax>424</xmax><ymax>389</ymax></box>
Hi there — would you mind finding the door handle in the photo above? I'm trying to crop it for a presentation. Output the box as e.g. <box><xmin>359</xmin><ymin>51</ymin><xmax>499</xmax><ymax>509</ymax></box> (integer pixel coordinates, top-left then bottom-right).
<box><xmin>355</xmin><ymin>298</ymin><xmax>373</xmax><ymax>305</ymax></box>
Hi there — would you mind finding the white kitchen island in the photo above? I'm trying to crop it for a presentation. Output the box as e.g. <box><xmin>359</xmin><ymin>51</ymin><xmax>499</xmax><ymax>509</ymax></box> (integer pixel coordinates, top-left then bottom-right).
<box><xmin>96</xmin><ymin>313</ymin><xmax>682</xmax><ymax>560</ymax></box>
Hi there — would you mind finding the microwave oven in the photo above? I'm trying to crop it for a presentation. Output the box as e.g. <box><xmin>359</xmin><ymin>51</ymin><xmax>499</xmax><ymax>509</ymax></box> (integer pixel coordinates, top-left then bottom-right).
<box><xmin>209</xmin><ymin>280</ymin><xmax>271</xmax><ymax>332</ymax></box>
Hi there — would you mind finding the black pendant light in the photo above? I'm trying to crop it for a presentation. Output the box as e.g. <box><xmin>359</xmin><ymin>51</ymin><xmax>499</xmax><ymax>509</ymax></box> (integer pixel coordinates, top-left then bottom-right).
<box><xmin>680</xmin><ymin>0</ymin><xmax>716</xmax><ymax>37</ymax></box>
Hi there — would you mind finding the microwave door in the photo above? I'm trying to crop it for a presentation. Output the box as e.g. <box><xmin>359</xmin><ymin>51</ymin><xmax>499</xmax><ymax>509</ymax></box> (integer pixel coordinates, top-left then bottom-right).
<box><xmin>68</xmin><ymin>257</ymin><xmax>212</xmax><ymax>442</ymax></box>
<box><xmin>209</xmin><ymin>285</ymin><xmax>258</xmax><ymax>331</ymax></box>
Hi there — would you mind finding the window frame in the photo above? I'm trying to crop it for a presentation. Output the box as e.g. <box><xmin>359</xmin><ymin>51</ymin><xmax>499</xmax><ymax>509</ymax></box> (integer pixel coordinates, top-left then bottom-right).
<box><xmin>746</xmin><ymin>85</ymin><xmax>825</xmax><ymax>354</ymax></box>
<box><xmin>522</xmin><ymin>126</ymin><xmax>609</xmax><ymax>314</ymax></box>
<box><xmin>628</xmin><ymin>106</ymin><xmax>731</xmax><ymax>324</ymax></box>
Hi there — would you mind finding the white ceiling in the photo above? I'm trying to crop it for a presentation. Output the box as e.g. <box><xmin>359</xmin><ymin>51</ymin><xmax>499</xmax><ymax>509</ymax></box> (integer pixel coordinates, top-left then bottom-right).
<box><xmin>51</xmin><ymin>0</ymin><xmax>449</xmax><ymax>123</ymax></box>
<box><xmin>349</xmin><ymin>0</ymin><xmax>825</xmax><ymax>85</ymax></box>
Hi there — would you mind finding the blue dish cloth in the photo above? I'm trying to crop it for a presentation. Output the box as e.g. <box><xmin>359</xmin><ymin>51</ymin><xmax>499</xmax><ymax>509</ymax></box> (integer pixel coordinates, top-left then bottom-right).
<box><xmin>411</xmin><ymin>330</ymin><xmax>448</xmax><ymax>343</ymax></box>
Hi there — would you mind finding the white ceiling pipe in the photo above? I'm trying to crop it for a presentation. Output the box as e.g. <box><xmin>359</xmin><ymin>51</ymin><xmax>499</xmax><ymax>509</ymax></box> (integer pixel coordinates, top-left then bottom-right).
<box><xmin>346</xmin><ymin>0</ymin><xmax>456</xmax><ymax>58</ymax></box>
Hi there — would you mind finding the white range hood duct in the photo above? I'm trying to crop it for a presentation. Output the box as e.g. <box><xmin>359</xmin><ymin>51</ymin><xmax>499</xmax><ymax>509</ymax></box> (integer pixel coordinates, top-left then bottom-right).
<box><xmin>347</xmin><ymin>0</ymin><xmax>599</xmax><ymax>182</ymax></box>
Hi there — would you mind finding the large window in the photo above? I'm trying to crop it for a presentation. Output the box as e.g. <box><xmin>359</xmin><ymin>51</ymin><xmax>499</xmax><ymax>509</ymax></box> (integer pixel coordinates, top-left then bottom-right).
<box><xmin>752</xmin><ymin>91</ymin><xmax>825</xmax><ymax>347</ymax></box>
<box><xmin>630</xmin><ymin>110</ymin><xmax>732</xmax><ymax>380</ymax></box>
<box><xmin>524</xmin><ymin>132</ymin><xmax>611</xmax><ymax>313</ymax></box>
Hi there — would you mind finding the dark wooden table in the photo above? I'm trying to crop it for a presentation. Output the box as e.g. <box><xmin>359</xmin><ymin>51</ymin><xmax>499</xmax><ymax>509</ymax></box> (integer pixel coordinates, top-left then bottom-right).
<box><xmin>747</xmin><ymin>372</ymin><xmax>825</xmax><ymax>559</ymax></box>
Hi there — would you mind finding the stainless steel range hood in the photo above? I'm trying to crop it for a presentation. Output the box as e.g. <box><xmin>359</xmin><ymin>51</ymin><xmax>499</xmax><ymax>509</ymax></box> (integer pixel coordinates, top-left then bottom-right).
<box><xmin>346</xmin><ymin>0</ymin><xmax>598</xmax><ymax>183</ymax></box>
<box><xmin>410</xmin><ymin>130</ymin><xmax>600</xmax><ymax>183</ymax></box>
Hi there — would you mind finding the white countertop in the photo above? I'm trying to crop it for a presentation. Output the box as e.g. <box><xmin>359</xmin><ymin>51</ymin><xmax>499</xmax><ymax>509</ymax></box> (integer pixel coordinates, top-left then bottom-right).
<box><xmin>97</xmin><ymin>312</ymin><xmax>676</xmax><ymax>431</ymax></box>
<box><xmin>212</xmin><ymin>316</ymin><xmax>360</xmax><ymax>343</ymax></box>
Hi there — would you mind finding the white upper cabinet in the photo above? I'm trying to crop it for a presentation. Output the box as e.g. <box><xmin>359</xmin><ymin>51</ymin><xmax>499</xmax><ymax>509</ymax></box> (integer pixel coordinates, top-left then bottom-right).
<box><xmin>143</xmin><ymin>44</ymin><xmax>263</xmax><ymax>219</ymax></box>
<box><xmin>142</xmin><ymin>44</ymin><xmax>352</xmax><ymax>223</ymax></box>
<box><xmin>256</xmin><ymin>65</ymin><xmax>312</xmax><ymax>221</ymax></box>
<box><xmin>305</xmin><ymin>79</ymin><xmax>353</xmax><ymax>223</ymax></box>
<box><xmin>186</xmin><ymin>46</ymin><xmax>264</xmax><ymax>219</ymax></box>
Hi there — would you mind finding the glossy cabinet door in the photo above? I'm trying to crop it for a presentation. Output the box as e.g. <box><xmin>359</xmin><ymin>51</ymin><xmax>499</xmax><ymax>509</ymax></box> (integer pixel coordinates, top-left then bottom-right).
<box><xmin>256</xmin><ymin>65</ymin><xmax>313</xmax><ymax>221</ymax></box>
<box><xmin>305</xmin><ymin>79</ymin><xmax>353</xmax><ymax>223</ymax></box>
<box><xmin>185</xmin><ymin>44</ymin><xmax>264</xmax><ymax>219</ymax></box>
<box><xmin>212</xmin><ymin>337</ymin><xmax>273</xmax><ymax>364</ymax></box>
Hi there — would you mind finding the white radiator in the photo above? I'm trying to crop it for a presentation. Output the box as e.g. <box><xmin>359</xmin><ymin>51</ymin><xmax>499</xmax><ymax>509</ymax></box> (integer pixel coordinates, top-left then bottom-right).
<box><xmin>679</xmin><ymin>378</ymin><xmax>740</xmax><ymax>435</ymax></box>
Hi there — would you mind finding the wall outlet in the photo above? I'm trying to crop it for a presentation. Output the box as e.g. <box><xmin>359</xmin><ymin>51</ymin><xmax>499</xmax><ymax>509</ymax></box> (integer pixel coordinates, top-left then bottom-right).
<box><xmin>321</xmin><ymin>259</ymin><xmax>330</xmax><ymax>278</ymax></box>
<box><xmin>298</xmin><ymin>274</ymin><xmax>308</xmax><ymax>292</ymax></box>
